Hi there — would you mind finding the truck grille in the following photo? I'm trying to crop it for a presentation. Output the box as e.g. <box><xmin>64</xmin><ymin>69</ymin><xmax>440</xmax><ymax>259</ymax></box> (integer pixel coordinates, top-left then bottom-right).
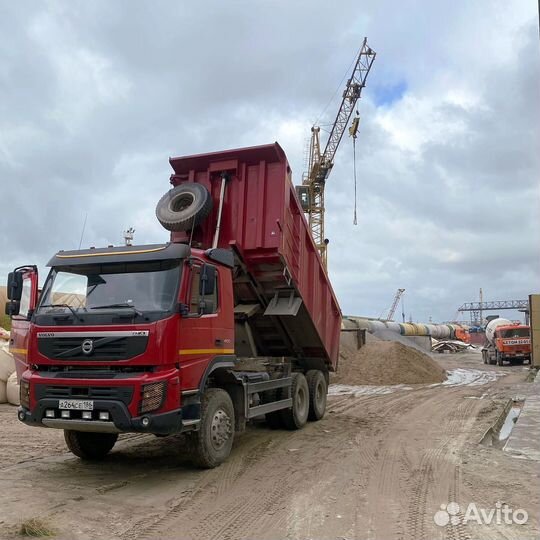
<box><xmin>37</xmin><ymin>334</ymin><xmax>148</xmax><ymax>361</ymax></box>
<box><xmin>35</xmin><ymin>384</ymin><xmax>133</xmax><ymax>405</ymax></box>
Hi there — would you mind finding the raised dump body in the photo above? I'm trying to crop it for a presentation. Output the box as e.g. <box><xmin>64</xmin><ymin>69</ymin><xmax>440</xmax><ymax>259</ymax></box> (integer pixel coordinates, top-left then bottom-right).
<box><xmin>169</xmin><ymin>143</ymin><xmax>341</xmax><ymax>370</ymax></box>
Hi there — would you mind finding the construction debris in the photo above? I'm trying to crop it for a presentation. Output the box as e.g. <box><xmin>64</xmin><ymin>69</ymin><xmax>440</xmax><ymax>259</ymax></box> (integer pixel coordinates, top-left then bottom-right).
<box><xmin>432</xmin><ymin>340</ymin><xmax>478</xmax><ymax>354</ymax></box>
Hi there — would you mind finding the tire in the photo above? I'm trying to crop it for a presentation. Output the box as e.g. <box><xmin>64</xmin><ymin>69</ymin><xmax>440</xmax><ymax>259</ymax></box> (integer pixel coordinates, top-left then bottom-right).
<box><xmin>280</xmin><ymin>373</ymin><xmax>309</xmax><ymax>430</ymax></box>
<box><xmin>496</xmin><ymin>352</ymin><xmax>504</xmax><ymax>366</ymax></box>
<box><xmin>482</xmin><ymin>351</ymin><xmax>487</xmax><ymax>364</ymax></box>
<box><xmin>155</xmin><ymin>183</ymin><xmax>213</xmax><ymax>232</ymax></box>
<box><xmin>189</xmin><ymin>388</ymin><xmax>235</xmax><ymax>469</ymax></box>
<box><xmin>64</xmin><ymin>430</ymin><xmax>118</xmax><ymax>460</ymax></box>
<box><xmin>306</xmin><ymin>370</ymin><xmax>327</xmax><ymax>421</ymax></box>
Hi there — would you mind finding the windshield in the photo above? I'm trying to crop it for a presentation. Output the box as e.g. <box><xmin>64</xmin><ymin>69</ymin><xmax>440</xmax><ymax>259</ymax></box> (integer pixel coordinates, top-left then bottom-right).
<box><xmin>37</xmin><ymin>260</ymin><xmax>181</xmax><ymax>314</ymax></box>
<box><xmin>500</xmin><ymin>327</ymin><xmax>529</xmax><ymax>338</ymax></box>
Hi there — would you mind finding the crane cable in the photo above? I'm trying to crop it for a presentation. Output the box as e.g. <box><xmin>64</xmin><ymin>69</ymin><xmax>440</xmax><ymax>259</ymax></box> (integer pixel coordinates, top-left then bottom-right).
<box><xmin>352</xmin><ymin>135</ymin><xmax>358</xmax><ymax>226</ymax></box>
<box><xmin>313</xmin><ymin>51</ymin><xmax>359</xmax><ymax>126</ymax></box>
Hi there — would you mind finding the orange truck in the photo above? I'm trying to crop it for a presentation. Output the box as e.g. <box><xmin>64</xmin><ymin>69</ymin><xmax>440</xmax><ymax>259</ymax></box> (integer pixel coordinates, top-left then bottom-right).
<box><xmin>482</xmin><ymin>318</ymin><xmax>531</xmax><ymax>366</ymax></box>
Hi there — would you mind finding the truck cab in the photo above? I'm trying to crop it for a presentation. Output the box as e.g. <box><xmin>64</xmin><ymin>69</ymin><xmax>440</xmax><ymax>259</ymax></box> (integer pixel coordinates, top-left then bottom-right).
<box><xmin>493</xmin><ymin>325</ymin><xmax>531</xmax><ymax>365</ymax></box>
<box><xmin>9</xmin><ymin>243</ymin><xmax>240</xmax><ymax>447</ymax></box>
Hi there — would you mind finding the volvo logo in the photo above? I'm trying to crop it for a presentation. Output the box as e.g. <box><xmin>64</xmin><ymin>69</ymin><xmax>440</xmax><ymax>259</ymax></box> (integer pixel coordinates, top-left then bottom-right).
<box><xmin>81</xmin><ymin>339</ymin><xmax>94</xmax><ymax>355</ymax></box>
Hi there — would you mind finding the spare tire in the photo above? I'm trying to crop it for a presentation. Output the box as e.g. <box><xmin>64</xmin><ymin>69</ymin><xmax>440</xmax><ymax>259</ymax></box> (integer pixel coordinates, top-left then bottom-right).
<box><xmin>156</xmin><ymin>183</ymin><xmax>213</xmax><ymax>232</ymax></box>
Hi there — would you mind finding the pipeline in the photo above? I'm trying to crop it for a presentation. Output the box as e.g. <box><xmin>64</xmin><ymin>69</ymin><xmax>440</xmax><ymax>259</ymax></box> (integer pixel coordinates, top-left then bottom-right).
<box><xmin>344</xmin><ymin>317</ymin><xmax>469</xmax><ymax>340</ymax></box>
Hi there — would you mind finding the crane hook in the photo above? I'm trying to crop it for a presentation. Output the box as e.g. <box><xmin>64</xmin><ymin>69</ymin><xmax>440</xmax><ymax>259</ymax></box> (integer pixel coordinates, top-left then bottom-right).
<box><xmin>349</xmin><ymin>115</ymin><xmax>360</xmax><ymax>139</ymax></box>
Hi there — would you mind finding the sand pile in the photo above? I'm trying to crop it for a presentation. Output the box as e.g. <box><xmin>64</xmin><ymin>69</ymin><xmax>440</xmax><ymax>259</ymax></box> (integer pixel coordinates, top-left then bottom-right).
<box><xmin>333</xmin><ymin>340</ymin><xmax>446</xmax><ymax>386</ymax></box>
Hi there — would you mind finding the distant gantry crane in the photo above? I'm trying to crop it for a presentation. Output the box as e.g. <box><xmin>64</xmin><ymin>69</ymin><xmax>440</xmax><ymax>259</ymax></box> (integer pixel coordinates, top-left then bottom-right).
<box><xmin>296</xmin><ymin>38</ymin><xmax>376</xmax><ymax>267</ymax></box>
<box><xmin>457</xmin><ymin>299</ymin><xmax>529</xmax><ymax>326</ymax></box>
<box><xmin>387</xmin><ymin>288</ymin><xmax>405</xmax><ymax>321</ymax></box>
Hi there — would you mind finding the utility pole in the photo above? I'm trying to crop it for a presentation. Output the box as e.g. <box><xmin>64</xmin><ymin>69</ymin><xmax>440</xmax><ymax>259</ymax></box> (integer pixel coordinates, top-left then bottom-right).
<box><xmin>479</xmin><ymin>287</ymin><xmax>483</xmax><ymax>326</ymax></box>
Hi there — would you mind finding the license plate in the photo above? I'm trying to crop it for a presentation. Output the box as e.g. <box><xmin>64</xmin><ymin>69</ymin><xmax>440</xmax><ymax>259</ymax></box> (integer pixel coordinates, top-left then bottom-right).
<box><xmin>59</xmin><ymin>399</ymin><xmax>94</xmax><ymax>411</ymax></box>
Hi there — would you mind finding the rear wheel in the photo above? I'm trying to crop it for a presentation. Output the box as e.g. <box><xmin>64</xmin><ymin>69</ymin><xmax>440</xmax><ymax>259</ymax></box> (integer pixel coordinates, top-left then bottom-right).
<box><xmin>281</xmin><ymin>373</ymin><xmax>309</xmax><ymax>430</ymax></box>
<box><xmin>306</xmin><ymin>370</ymin><xmax>327</xmax><ymax>421</ymax></box>
<box><xmin>64</xmin><ymin>431</ymin><xmax>118</xmax><ymax>460</ymax></box>
<box><xmin>189</xmin><ymin>388</ymin><xmax>235</xmax><ymax>469</ymax></box>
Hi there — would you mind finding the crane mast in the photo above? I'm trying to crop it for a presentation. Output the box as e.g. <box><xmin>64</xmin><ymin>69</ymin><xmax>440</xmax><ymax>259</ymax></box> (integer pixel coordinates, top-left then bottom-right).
<box><xmin>297</xmin><ymin>37</ymin><xmax>376</xmax><ymax>267</ymax></box>
<box><xmin>387</xmin><ymin>288</ymin><xmax>405</xmax><ymax>321</ymax></box>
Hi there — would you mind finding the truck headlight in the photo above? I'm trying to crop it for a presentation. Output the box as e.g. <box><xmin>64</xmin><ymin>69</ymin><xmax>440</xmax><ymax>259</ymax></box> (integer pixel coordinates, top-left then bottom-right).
<box><xmin>140</xmin><ymin>382</ymin><xmax>166</xmax><ymax>414</ymax></box>
<box><xmin>20</xmin><ymin>379</ymin><xmax>30</xmax><ymax>409</ymax></box>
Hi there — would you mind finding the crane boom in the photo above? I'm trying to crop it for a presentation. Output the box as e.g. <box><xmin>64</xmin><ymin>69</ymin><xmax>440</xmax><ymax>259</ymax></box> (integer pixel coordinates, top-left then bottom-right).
<box><xmin>387</xmin><ymin>288</ymin><xmax>405</xmax><ymax>321</ymax></box>
<box><xmin>297</xmin><ymin>38</ymin><xmax>376</xmax><ymax>267</ymax></box>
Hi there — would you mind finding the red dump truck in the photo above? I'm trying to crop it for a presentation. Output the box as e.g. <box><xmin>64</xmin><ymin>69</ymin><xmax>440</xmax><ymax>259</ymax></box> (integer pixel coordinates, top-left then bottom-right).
<box><xmin>5</xmin><ymin>143</ymin><xmax>341</xmax><ymax>467</ymax></box>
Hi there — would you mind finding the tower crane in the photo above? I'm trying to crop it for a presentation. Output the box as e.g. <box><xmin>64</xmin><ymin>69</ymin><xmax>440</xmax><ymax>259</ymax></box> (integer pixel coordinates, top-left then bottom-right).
<box><xmin>296</xmin><ymin>37</ymin><xmax>376</xmax><ymax>267</ymax></box>
<box><xmin>387</xmin><ymin>288</ymin><xmax>405</xmax><ymax>321</ymax></box>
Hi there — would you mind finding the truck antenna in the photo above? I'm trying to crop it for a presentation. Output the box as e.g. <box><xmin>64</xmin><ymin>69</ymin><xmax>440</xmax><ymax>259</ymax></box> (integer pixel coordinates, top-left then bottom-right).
<box><xmin>78</xmin><ymin>212</ymin><xmax>88</xmax><ymax>249</ymax></box>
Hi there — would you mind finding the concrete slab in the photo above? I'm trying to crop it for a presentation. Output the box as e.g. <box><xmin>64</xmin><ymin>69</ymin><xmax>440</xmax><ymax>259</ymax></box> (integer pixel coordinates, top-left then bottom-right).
<box><xmin>504</xmin><ymin>370</ymin><xmax>540</xmax><ymax>460</ymax></box>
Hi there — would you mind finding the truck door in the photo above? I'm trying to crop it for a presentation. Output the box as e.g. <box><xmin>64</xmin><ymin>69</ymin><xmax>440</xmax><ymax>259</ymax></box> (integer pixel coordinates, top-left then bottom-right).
<box><xmin>6</xmin><ymin>267</ymin><xmax>39</xmax><ymax>379</ymax></box>
<box><xmin>178</xmin><ymin>261</ymin><xmax>234</xmax><ymax>389</ymax></box>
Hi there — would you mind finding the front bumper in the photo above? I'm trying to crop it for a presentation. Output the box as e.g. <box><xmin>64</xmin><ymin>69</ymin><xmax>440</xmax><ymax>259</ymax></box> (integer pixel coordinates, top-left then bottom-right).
<box><xmin>18</xmin><ymin>367</ymin><xmax>203</xmax><ymax>435</ymax></box>
<box><xmin>18</xmin><ymin>399</ymin><xmax>188</xmax><ymax>435</ymax></box>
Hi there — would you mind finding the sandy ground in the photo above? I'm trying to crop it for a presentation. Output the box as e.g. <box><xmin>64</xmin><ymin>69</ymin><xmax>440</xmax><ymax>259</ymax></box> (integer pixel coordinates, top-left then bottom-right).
<box><xmin>0</xmin><ymin>351</ymin><xmax>538</xmax><ymax>540</ymax></box>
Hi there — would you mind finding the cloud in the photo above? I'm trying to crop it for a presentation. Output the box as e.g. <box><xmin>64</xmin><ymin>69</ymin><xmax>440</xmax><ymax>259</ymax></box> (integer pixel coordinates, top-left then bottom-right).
<box><xmin>0</xmin><ymin>0</ymin><xmax>538</xmax><ymax>324</ymax></box>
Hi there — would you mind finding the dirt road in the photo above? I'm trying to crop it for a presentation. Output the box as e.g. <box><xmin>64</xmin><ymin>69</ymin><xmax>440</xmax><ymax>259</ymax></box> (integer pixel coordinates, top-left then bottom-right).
<box><xmin>1</xmin><ymin>352</ymin><xmax>538</xmax><ymax>539</ymax></box>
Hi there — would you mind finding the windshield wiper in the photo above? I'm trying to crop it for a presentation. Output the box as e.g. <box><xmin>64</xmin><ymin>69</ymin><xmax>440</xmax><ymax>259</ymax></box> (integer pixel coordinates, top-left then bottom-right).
<box><xmin>40</xmin><ymin>304</ymin><xmax>83</xmax><ymax>321</ymax></box>
<box><xmin>90</xmin><ymin>303</ymin><xmax>143</xmax><ymax>317</ymax></box>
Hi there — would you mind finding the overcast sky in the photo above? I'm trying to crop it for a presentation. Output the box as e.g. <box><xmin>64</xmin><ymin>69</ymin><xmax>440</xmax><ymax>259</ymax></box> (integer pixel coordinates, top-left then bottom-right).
<box><xmin>1</xmin><ymin>1</ymin><xmax>538</xmax><ymax>323</ymax></box>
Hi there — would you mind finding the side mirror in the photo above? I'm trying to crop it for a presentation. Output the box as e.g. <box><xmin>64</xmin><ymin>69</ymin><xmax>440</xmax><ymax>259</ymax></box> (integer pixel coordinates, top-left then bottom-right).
<box><xmin>5</xmin><ymin>299</ymin><xmax>20</xmax><ymax>317</ymax></box>
<box><xmin>7</xmin><ymin>271</ymin><xmax>23</xmax><ymax>301</ymax></box>
<box><xmin>199</xmin><ymin>264</ymin><xmax>216</xmax><ymax>297</ymax></box>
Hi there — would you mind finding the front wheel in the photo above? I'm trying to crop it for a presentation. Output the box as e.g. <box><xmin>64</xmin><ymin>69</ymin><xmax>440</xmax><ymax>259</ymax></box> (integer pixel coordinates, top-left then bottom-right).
<box><xmin>64</xmin><ymin>430</ymin><xmax>118</xmax><ymax>460</ymax></box>
<box><xmin>189</xmin><ymin>388</ymin><xmax>235</xmax><ymax>469</ymax></box>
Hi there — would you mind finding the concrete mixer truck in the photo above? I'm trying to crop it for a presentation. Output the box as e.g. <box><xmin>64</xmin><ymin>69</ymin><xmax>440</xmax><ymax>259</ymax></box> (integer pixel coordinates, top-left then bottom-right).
<box><xmin>481</xmin><ymin>318</ymin><xmax>531</xmax><ymax>366</ymax></box>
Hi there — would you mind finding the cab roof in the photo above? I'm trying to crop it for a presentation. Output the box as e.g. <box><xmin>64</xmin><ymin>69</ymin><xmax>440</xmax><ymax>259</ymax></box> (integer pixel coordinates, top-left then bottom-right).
<box><xmin>496</xmin><ymin>324</ymin><xmax>529</xmax><ymax>331</ymax></box>
<box><xmin>47</xmin><ymin>243</ymin><xmax>191</xmax><ymax>267</ymax></box>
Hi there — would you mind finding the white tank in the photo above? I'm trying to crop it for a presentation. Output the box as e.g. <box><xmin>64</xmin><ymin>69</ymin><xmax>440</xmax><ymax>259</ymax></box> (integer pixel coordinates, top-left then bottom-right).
<box><xmin>385</xmin><ymin>321</ymin><xmax>401</xmax><ymax>333</ymax></box>
<box><xmin>368</xmin><ymin>320</ymin><xmax>387</xmax><ymax>333</ymax></box>
<box><xmin>485</xmin><ymin>318</ymin><xmax>512</xmax><ymax>344</ymax></box>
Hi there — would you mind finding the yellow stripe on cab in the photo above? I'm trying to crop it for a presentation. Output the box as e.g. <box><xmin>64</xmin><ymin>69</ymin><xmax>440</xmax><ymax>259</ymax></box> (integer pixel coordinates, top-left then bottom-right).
<box><xmin>178</xmin><ymin>349</ymin><xmax>235</xmax><ymax>356</ymax></box>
